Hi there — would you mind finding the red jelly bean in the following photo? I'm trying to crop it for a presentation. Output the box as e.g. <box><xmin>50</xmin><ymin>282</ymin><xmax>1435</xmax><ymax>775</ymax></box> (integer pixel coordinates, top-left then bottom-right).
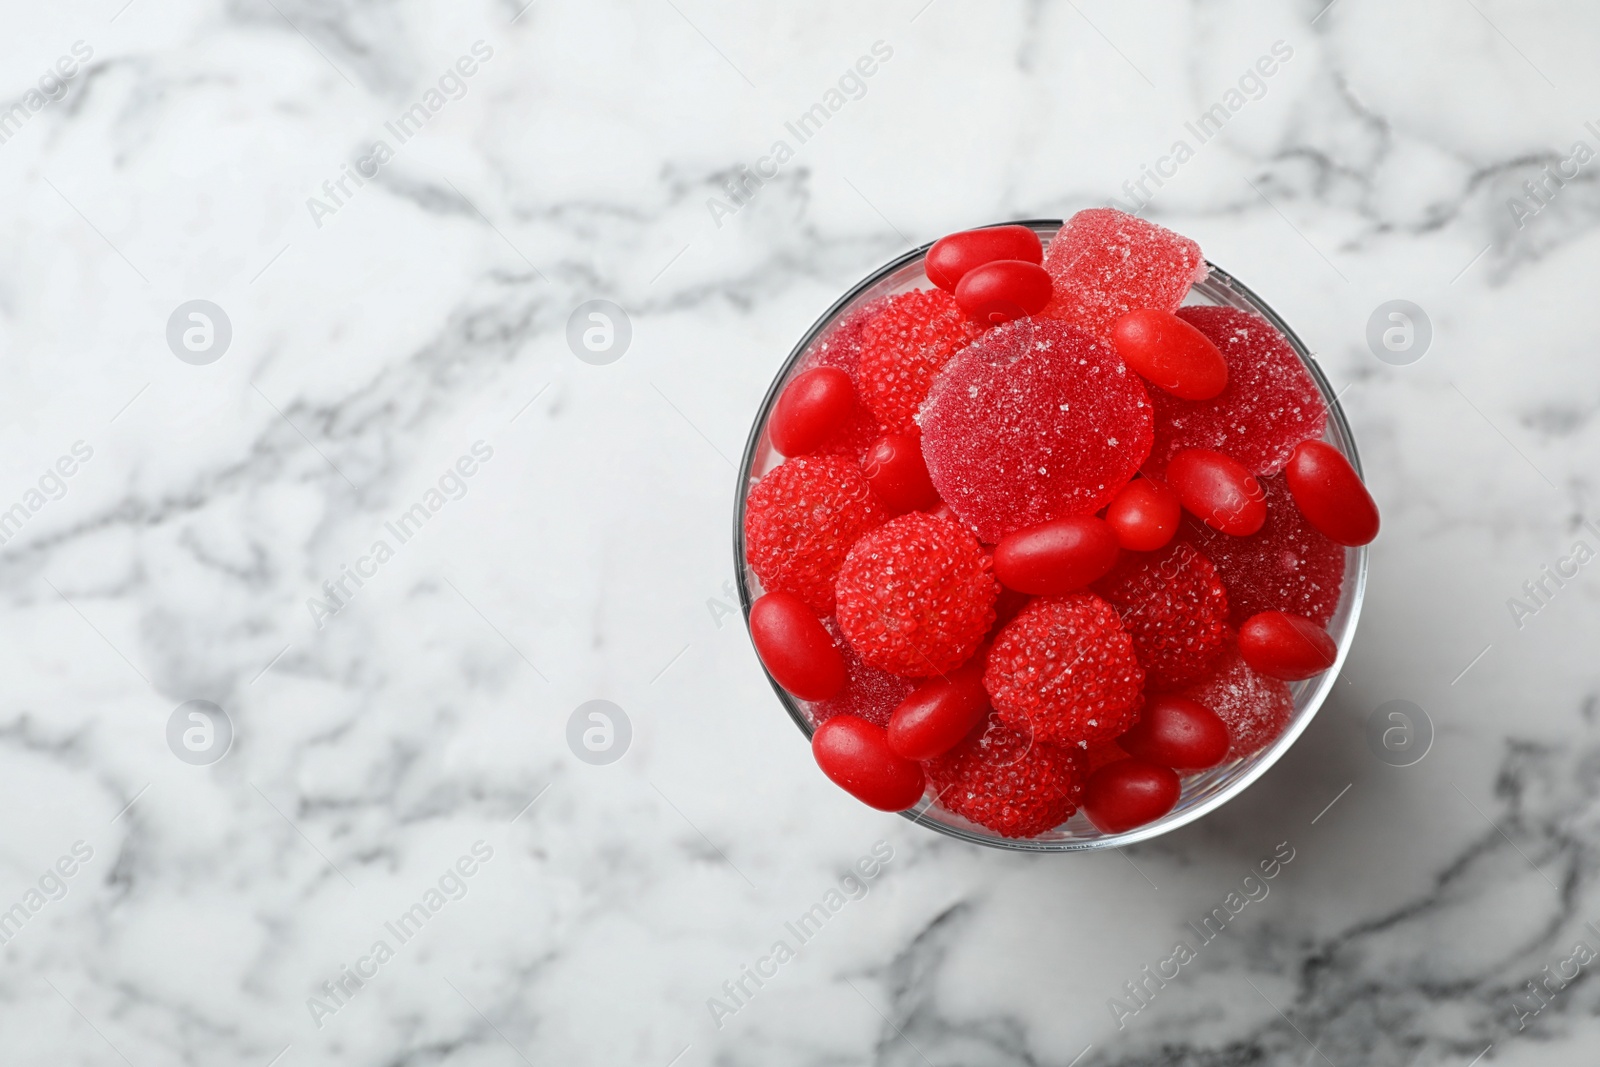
<box><xmin>886</xmin><ymin>651</ymin><xmax>991</xmax><ymax>760</ymax></box>
<box><xmin>992</xmin><ymin>516</ymin><xmax>1120</xmax><ymax>595</ymax></box>
<box><xmin>812</xmin><ymin>715</ymin><xmax>927</xmax><ymax>811</ymax></box>
<box><xmin>863</xmin><ymin>433</ymin><xmax>940</xmax><ymax>514</ymax></box>
<box><xmin>769</xmin><ymin>367</ymin><xmax>859</xmax><ymax>457</ymax></box>
<box><xmin>954</xmin><ymin>260</ymin><xmax>1054</xmax><ymax>324</ymax></box>
<box><xmin>1238</xmin><ymin>611</ymin><xmax>1337</xmax><ymax>680</ymax></box>
<box><xmin>1082</xmin><ymin>759</ymin><xmax>1180</xmax><ymax>833</ymax></box>
<box><xmin>1165</xmin><ymin>448</ymin><xmax>1266</xmax><ymax>536</ymax></box>
<box><xmin>1112</xmin><ymin>309</ymin><xmax>1229</xmax><ymax>401</ymax></box>
<box><xmin>926</xmin><ymin>224</ymin><xmax>1043</xmax><ymax>291</ymax></box>
<box><xmin>1284</xmin><ymin>440</ymin><xmax>1379</xmax><ymax>547</ymax></box>
<box><xmin>1116</xmin><ymin>694</ymin><xmax>1229</xmax><ymax>769</ymax></box>
<box><xmin>749</xmin><ymin>591</ymin><xmax>845</xmax><ymax>700</ymax></box>
<box><xmin>1104</xmin><ymin>476</ymin><xmax>1181</xmax><ymax>552</ymax></box>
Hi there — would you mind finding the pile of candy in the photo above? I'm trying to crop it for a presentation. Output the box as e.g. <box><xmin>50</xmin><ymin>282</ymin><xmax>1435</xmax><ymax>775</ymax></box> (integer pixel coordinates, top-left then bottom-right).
<box><xmin>743</xmin><ymin>210</ymin><xmax>1378</xmax><ymax>839</ymax></box>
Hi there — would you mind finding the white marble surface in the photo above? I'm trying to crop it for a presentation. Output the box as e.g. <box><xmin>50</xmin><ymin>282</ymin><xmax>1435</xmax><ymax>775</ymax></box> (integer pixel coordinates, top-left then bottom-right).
<box><xmin>2</xmin><ymin>1</ymin><xmax>1599</xmax><ymax>1064</ymax></box>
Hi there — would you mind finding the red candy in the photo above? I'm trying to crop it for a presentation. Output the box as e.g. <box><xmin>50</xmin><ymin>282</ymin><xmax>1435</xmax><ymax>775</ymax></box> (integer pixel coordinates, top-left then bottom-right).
<box><xmin>1105</xmin><ymin>476</ymin><xmax>1181</xmax><ymax>552</ymax></box>
<box><xmin>926</xmin><ymin>714</ymin><xmax>1085</xmax><ymax>837</ymax></box>
<box><xmin>1238</xmin><ymin>611</ymin><xmax>1337</xmax><ymax>680</ymax></box>
<box><xmin>993</xmin><ymin>516</ymin><xmax>1121</xmax><ymax>596</ymax></box>
<box><xmin>744</xmin><ymin>455</ymin><xmax>889</xmax><ymax>615</ymax></box>
<box><xmin>1285</xmin><ymin>440</ymin><xmax>1379</xmax><ymax>547</ymax></box>
<box><xmin>835</xmin><ymin>512</ymin><xmax>999</xmax><ymax>677</ymax></box>
<box><xmin>1116</xmin><ymin>694</ymin><xmax>1229</xmax><ymax>769</ymax></box>
<box><xmin>1039</xmin><ymin>208</ymin><xmax>1206</xmax><ymax>341</ymax></box>
<box><xmin>812</xmin><ymin>715</ymin><xmax>927</xmax><ymax>811</ymax></box>
<box><xmin>920</xmin><ymin>317</ymin><xmax>1153</xmax><ymax>543</ymax></box>
<box><xmin>1166</xmin><ymin>448</ymin><xmax>1267</xmax><ymax>536</ymax></box>
<box><xmin>1146</xmin><ymin>306</ymin><xmax>1326</xmax><ymax>477</ymax></box>
<box><xmin>749</xmin><ymin>592</ymin><xmax>845</xmax><ymax>701</ymax></box>
<box><xmin>798</xmin><ymin>295</ymin><xmax>885</xmax><ymax>378</ymax></box>
<box><xmin>887</xmin><ymin>649</ymin><xmax>991</xmax><ymax>760</ymax></box>
<box><xmin>926</xmin><ymin>224</ymin><xmax>1043</xmax><ymax>291</ymax></box>
<box><xmin>863</xmin><ymin>433</ymin><xmax>940</xmax><ymax>514</ymax></box>
<box><xmin>1182</xmin><ymin>640</ymin><xmax>1293</xmax><ymax>759</ymax></box>
<box><xmin>1112</xmin><ymin>309</ymin><xmax>1228</xmax><ymax>400</ymax></box>
<box><xmin>811</xmin><ymin>620</ymin><xmax>918</xmax><ymax>727</ymax></box>
<box><xmin>955</xmin><ymin>260</ymin><xmax>1054</xmax><ymax>324</ymax></box>
<box><xmin>985</xmin><ymin>594</ymin><xmax>1145</xmax><ymax>746</ymax></box>
<box><xmin>1082</xmin><ymin>760</ymin><xmax>1180</xmax><ymax>833</ymax></box>
<box><xmin>769</xmin><ymin>367</ymin><xmax>859</xmax><ymax>457</ymax></box>
<box><xmin>856</xmin><ymin>289</ymin><xmax>983</xmax><ymax>434</ymax></box>
<box><xmin>1092</xmin><ymin>541</ymin><xmax>1229</xmax><ymax>690</ymax></box>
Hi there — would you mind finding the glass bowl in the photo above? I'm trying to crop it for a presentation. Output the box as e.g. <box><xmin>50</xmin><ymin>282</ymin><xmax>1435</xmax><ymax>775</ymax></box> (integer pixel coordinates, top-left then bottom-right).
<box><xmin>734</xmin><ymin>219</ymin><xmax>1368</xmax><ymax>852</ymax></box>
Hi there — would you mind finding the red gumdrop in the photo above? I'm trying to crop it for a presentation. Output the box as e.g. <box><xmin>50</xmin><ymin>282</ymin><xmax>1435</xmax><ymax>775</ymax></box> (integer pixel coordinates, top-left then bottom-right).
<box><xmin>1238</xmin><ymin>611</ymin><xmax>1337</xmax><ymax>680</ymax></box>
<box><xmin>993</xmin><ymin>516</ymin><xmax>1120</xmax><ymax>595</ymax></box>
<box><xmin>926</xmin><ymin>224</ymin><xmax>1043</xmax><ymax>291</ymax></box>
<box><xmin>1038</xmin><ymin>208</ymin><xmax>1207</xmax><ymax>341</ymax></box>
<box><xmin>749</xmin><ymin>592</ymin><xmax>846</xmax><ymax>700</ymax></box>
<box><xmin>769</xmin><ymin>367</ymin><xmax>859</xmax><ymax>457</ymax></box>
<box><xmin>1105</xmin><ymin>476</ymin><xmax>1181</xmax><ymax>552</ymax></box>
<box><xmin>812</xmin><ymin>715</ymin><xmax>927</xmax><ymax>811</ymax></box>
<box><xmin>1285</xmin><ymin>440</ymin><xmax>1379</xmax><ymax>547</ymax></box>
<box><xmin>1166</xmin><ymin>448</ymin><xmax>1266</xmax><ymax>536</ymax></box>
<box><xmin>954</xmin><ymin>260</ymin><xmax>1054</xmax><ymax>324</ymax></box>
<box><xmin>886</xmin><ymin>650</ymin><xmax>991</xmax><ymax>760</ymax></box>
<box><xmin>1116</xmin><ymin>694</ymin><xmax>1229</xmax><ymax>769</ymax></box>
<box><xmin>1082</xmin><ymin>760</ymin><xmax>1181</xmax><ymax>833</ymax></box>
<box><xmin>1112</xmin><ymin>309</ymin><xmax>1228</xmax><ymax>400</ymax></box>
<box><xmin>863</xmin><ymin>433</ymin><xmax>940</xmax><ymax>514</ymax></box>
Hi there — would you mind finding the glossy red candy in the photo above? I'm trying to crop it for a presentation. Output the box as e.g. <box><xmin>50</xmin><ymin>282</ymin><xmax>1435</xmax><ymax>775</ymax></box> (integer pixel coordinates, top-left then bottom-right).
<box><xmin>926</xmin><ymin>224</ymin><xmax>1044</xmax><ymax>291</ymax></box>
<box><xmin>749</xmin><ymin>591</ymin><xmax>845</xmax><ymax>700</ymax></box>
<box><xmin>886</xmin><ymin>651</ymin><xmax>991</xmax><ymax>760</ymax></box>
<box><xmin>992</xmin><ymin>516</ymin><xmax>1120</xmax><ymax>595</ymax></box>
<box><xmin>1116</xmin><ymin>694</ymin><xmax>1229</xmax><ymax>769</ymax></box>
<box><xmin>954</xmin><ymin>260</ymin><xmax>1054</xmax><ymax>324</ymax></box>
<box><xmin>1165</xmin><ymin>448</ymin><xmax>1266</xmax><ymax>536</ymax></box>
<box><xmin>1104</xmin><ymin>476</ymin><xmax>1181</xmax><ymax>552</ymax></box>
<box><xmin>812</xmin><ymin>715</ymin><xmax>927</xmax><ymax>811</ymax></box>
<box><xmin>769</xmin><ymin>367</ymin><xmax>859</xmax><ymax>457</ymax></box>
<box><xmin>863</xmin><ymin>433</ymin><xmax>940</xmax><ymax>514</ymax></box>
<box><xmin>1284</xmin><ymin>440</ymin><xmax>1379</xmax><ymax>547</ymax></box>
<box><xmin>1112</xmin><ymin>309</ymin><xmax>1228</xmax><ymax>401</ymax></box>
<box><xmin>1238</xmin><ymin>611</ymin><xmax>1337</xmax><ymax>680</ymax></box>
<box><xmin>1082</xmin><ymin>759</ymin><xmax>1181</xmax><ymax>833</ymax></box>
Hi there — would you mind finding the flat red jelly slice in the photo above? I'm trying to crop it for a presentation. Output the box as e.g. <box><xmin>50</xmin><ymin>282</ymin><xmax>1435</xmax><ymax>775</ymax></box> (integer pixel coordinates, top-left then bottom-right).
<box><xmin>1181</xmin><ymin>474</ymin><xmax>1344</xmax><ymax>627</ymax></box>
<box><xmin>920</xmin><ymin>318</ymin><xmax>1153</xmax><ymax>544</ymax></box>
<box><xmin>811</xmin><ymin>619</ymin><xmax>918</xmax><ymax>728</ymax></box>
<box><xmin>1091</xmin><ymin>541</ymin><xmax>1229</xmax><ymax>690</ymax></box>
<box><xmin>856</xmin><ymin>289</ymin><xmax>983</xmax><ymax>434</ymax></box>
<box><xmin>1145</xmin><ymin>306</ymin><xmax>1327</xmax><ymax>478</ymax></box>
<box><xmin>744</xmin><ymin>455</ymin><xmax>889</xmax><ymax>615</ymax></box>
<box><xmin>1038</xmin><ymin>208</ymin><xmax>1207</xmax><ymax>341</ymax></box>
<box><xmin>925</xmin><ymin>713</ymin><xmax>1085</xmax><ymax>838</ymax></box>
<box><xmin>1181</xmin><ymin>639</ymin><xmax>1292</xmax><ymax>759</ymax></box>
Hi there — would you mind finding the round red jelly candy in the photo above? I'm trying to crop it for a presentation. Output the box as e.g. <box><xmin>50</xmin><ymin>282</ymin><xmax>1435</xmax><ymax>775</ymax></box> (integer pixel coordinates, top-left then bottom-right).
<box><xmin>1112</xmin><ymin>309</ymin><xmax>1228</xmax><ymax>401</ymax></box>
<box><xmin>886</xmin><ymin>650</ymin><xmax>991</xmax><ymax>760</ymax></box>
<box><xmin>812</xmin><ymin>715</ymin><xmax>927</xmax><ymax>811</ymax></box>
<box><xmin>993</xmin><ymin>516</ymin><xmax>1120</xmax><ymax>595</ymax></box>
<box><xmin>926</xmin><ymin>224</ymin><xmax>1043</xmax><ymax>291</ymax></box>
<box><xmin>749</xmin><ymin>592</ymin><xmax>846</xmax><ymax>700</ymax></box>
<box><xmin>1083</xmin><ymin>759</ymin><xmax>1180</xmax><ymax>833</ymax></box>
<box><xmin>1105</xmin><ymin>476</ymin><xmax>1181</xmax><ymax>552</ymax></box>
<box><xmin>954</xmin><ymin>260</ymin><xmax>1054</xmax><ymax>324</ymax></box>
<box><xmin>1166</xmin><ymin>448</ymin><xmax>1266</xmax><ymax>536</ymax></box>
<box><xmin>863</xmin><ymin>433</ymin><xmax>940</xmax><ymax>514</ymax></box>
<box><xmin>1116</xmin><ymin>694</ymin><xmax>1229</xmax><ymax>769</ymax></box>
<box><xmin>769</xmin><ymin>367</ymin><xmax>859</xmax><ymax>457</ymax></box>
<box><xmin>1284</xmin><ymin>440</ymin><xmax>1379</xmax><ymax>547</ymax></box>
<box><xmin>1237</xmin><ymin>611</ymin><xmax>1337</xmax><ymax>680</ymax></box>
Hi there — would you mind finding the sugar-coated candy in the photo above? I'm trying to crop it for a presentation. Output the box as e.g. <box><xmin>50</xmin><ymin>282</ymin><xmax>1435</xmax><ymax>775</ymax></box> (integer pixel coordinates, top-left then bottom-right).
<box><xmin>993</xmin><ymin>516</ymin><xmax>1121</xmax><ymax>596</ymax></box>
<box><xmin>1181</xmin><ymin>639</ymin><xmax>1292</xmax><ymax>759</ymax></box>
<box><xmin>926</xmin><ymin>225</ymin><xmax>1043</xmax><ymax>291</ymax></box>
<box><xmin>955</xmin><ymin>260</ymin><xmax>1054</xmax><ymax>324</ymax></box>
<box><xmin>1284</xmin><ymin>440</ymin><xmax>1379</xmax><ymax>547</ymax></box>
<box><xmin>1082</xmin><ymin>759</ymin><xmax>1180</xmax><ymax>833</ymax></box>
<box><xmin>926</xmin><ymin>714</ymin><xmax>1085</xmax><ymax>838</ymax></box>
<box><xmin>812</xmin><ymin>715</ymin><xmax>927</xmax><ymax>811</ymax></box>
<box><xmin>1116</xmin><ymin>694</ymin><xmax>1229</xmax><ymax>769</ymax></box>
<box><xmin>811</xmin><ymin>619</ymin><xmax>918</xmax><ymax>728</ymax></box>
<box><xmin>1039</xmin><ymin>208</ymin><xmax>1206</xmax><ymax>341</ymax></box>
<box><xmin>749</xmin><ymin>592</ymin><xmax>845</xmax><ymax>701</ymax></box>
<box><xmin>1238</xmin><ymin>611</ymin><xmax>1337</xmax><ymax>680</ymax></box>
<box><xmin>920</xmin><ymin>317</ymin><xmax>1153</xmax><ymax>543</ymax></box>
<box><xmin>744</xmin><ymin>455</ymin><xmax>888</xmax><ymax>615</ymax></box>
<box><xmin>1166</xmin><ymin>448</ymin><xmax>1267</xmax><ymax>536</ymax></box>
<box><xmin>856</xmin><ymin>289</ymin><xmax>983</xmax><ymax>434</ymax></box>
<box><xmin>1092</xmin><ymin>541</ymin><xmax>1229</xmax><ymax>690</ymax></box>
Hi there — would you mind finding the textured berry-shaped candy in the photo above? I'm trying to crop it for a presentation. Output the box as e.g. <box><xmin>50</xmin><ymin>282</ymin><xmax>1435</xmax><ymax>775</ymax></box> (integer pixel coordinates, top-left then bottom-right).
<box><xmin>744</xmin><ymin>455</ymin><xmax>888</xmax><ymax>615</ymax></box>
<box><xmin>811</xmin><ymin>620</ymin><xmax>918</xmax><ymax>728</ymax></box>
<box><xmin>1092</xmin><ymin>541</ymin><xmax>1229</xmax><ymax>690</ymax></box>
<box><xmin>1182</xmin><ymin>639</ymin><xmax>1293</xmax><ymax>759</ymax></box>
<box><xmin>926</xmin><ymin>714</ymin><xmax>1085</xmax><ymax>838</ymax></box>
<box><xmin>1038</xmin><ymin>208</ymin><xmax>1207</xmax><ymax>341</ymax></box>
<box><xmin>1145</xmin><ymin>306</ymin><xmax>1327</xmax><ymax>477</ymax></box>
<box><xmin>835</xmin><ymin>512</ymin><xmax>998</xmax><ymax>677</ymax></box>
<box><xmin>1182</xmin><ymin>475</ymin><xmax>1344</xmax><ymax>627</ymax></box>
<box><xmin>856</xmin><ymin>289</ymin><xmax>983</xmax><ymax>434</ymax></box>
<box><xmin>985</xmin><ymin>594</ymin><xmax>1145</xmax><ymax>746</ymax></box>
<box><xmin>920</xmin><ymin>317</ymin><xmax>1153</xmax><ymax>544</ymax></box>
